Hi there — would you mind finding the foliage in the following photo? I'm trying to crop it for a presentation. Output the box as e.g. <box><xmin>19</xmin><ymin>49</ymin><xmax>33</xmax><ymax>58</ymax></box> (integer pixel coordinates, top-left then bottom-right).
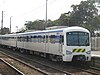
<box><xmin>25</xmin><ymin>20</ymin><xmax>45</xmax><ymax>30</ymax></box>
<box><xmin>58</xmin><ymin>13</ymin><xmax>70</xmax><ymax>26</ymax></box>
<box><xmin>70</xmin><ymin>0</ymin><xmax>98</xmax><ymax>26</ymax></box>
<box><xmin>93</xmin><ymin>0</ymin><xmax>100</xmax><ymax>3</ymax></box>
<box><xmin>0</xmin><ymin>27</ymin><xmax>10</xmax><ymax>35</ymax></box>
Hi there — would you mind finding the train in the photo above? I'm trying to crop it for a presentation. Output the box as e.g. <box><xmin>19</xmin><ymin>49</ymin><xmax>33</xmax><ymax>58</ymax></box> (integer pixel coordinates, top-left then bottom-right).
<box><xmin>0</xmin><ymin>26</ymin><xmax>91</xmax><ymax>62</ymax></box>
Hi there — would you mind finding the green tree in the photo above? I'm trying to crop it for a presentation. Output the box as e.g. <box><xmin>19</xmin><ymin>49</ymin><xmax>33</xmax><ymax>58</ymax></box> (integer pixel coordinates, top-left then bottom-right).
<box><xmin>0</xmin><ymin>27</ymin><xmax>10</xmax><ymax>35</ymax></box>
<box><xmin>58</xmin><ymin>13</ymin><xmax>70</xmax><ymax>26</ymax></box>
<box><xmin>47</xmin><ymin>19</ymin><xmax>55</xmax><ymax>27</ymax></box>
<box><xmin>92</xmin><ymin>15</ymin><xmax>100</xmax><ymax>29</ymax></box>
<box><xmin>25</xmin><ymin>21</ymin><xmax>34</xmax><ymax>30</ymax></box>
<box><xmin>25</xmin><ymin>20</ymin><xmax>45</xmax><ymax>30</ymax></box>
<box><xmin>93</xmin><ymin>0</ymin><xmax>100</xmax><ymax>3</ymax></box>
<box><xmin>70</xmin><ymin>0</ymin><xmax>98</xmax><ymax>27</ymax></box>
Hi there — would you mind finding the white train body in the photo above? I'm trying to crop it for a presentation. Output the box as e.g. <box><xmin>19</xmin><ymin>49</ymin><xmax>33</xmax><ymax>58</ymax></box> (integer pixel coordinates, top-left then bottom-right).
<box><xmin>0</xmin><ymin>26</ymin><xmax>91</xmax><ymax>62</ymax></box>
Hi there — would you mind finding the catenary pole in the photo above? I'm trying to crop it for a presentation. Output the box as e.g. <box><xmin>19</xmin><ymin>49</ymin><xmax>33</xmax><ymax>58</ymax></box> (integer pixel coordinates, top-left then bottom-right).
<box><xmin>45</xmin><ymin>0</ymin><xmax>48</xmax><ymax>29</ymax></box>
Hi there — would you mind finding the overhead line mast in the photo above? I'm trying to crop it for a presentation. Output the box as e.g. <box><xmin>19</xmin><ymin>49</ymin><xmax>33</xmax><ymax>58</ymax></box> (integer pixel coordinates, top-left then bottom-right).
<box><xmin>45</xmin><ymin>0</ymin><xmax>48</xmax><ymax>29</ymax></box>
<box><xmin>1</xmin><ymin>11</ymin><xmax>4</xmax><ymax>29</ymax></box>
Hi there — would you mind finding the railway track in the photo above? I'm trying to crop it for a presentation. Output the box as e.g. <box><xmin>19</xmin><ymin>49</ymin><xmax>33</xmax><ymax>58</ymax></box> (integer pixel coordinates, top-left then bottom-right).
<box><xmin>0</xmin><ymin>50</ymin><xmax>49</xmax><ymax>75</ymax></box>
<box><xmin>0</xmin><ymin>48</ymin><xmax>100</xmax><ymax>75</ymax></box>
<box><xmin>0</xmin><ymin>58</ymin><xmax>24</xmax><ymax>75</ymax></box>
<box><xmin>0</xmin><ymin>49</ymin><xmax>66</xmax><ymax>75</ymax></box>
<box><xmin>83</xmin><ymin>66</ymin><xmax>100</xmax><ymax>75</ymax></box>
<box><xmin>72</xmin><ymin>65</ymin><xmax>100</xmax><ymax>75</ymax></box>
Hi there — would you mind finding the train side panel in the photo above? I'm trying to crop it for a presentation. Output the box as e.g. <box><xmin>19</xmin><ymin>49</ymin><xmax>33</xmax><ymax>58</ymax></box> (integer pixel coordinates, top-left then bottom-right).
<box><xmin>22</xmin><ymin>31</ymin><xmax>63</xmax><ymax>56</ymax></box>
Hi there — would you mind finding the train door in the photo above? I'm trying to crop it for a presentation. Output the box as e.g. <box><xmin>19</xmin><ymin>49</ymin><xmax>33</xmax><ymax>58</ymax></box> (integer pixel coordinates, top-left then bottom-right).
<box><xmin>48</xmin><ymin>32</ymin><xmax>63</xmax><ymax>54</ymax></box>
<box><xmin>22</xmin><ymin>36</ymin><xmax>24</xmax><ymax>48</ymax></box>
<box><xmin>45</xmin><ymin>34</ymin><xmax>49</xmax><ymax>53</ymax></box>
<box><xmin>22</xmin><ymin>35</ymin><xmax>26</xmax><ymax>49</ymax></box>
<box><xmin>16</xmin><ymin>36</ymin><xmax>17</xmax><ymax>47</ymax></box>
<box><xmin>59</xmin><ymin>35</ymin><xmax>64</xmax><ymax>53</ymax></box>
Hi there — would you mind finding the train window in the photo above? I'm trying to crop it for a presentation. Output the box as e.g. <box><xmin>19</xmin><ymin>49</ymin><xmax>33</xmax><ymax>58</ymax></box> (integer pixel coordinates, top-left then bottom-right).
<box><xmin>3</xmin><ymin>37</ymin><xmax>5</xmax><ymax>40</ymax></box>
<box><xmin>43</xmin><ymin>36</ymin><xmax>46</xmax><ymax>43</ymax></box>
<box><xmin>18</xmin><ymin>37</ymin><xmax>20</xmax><ymax>42</ymax></box>
<box><xmin>12</xmin><ymin>37</ymin><xmax>14</xmax><ymax>39</ymax></box>
<box><xmin>24</xmin><ymin>36</ymin><xmax>27</xmax><ymax>42</ymax></box>
<box><xmin>17</xmin><ymin>37</ymin><xmax>19</xmax><ymax>41</ymax></box>
<box><xmin>33</xmin><ymin>36</ymin><xmax>37</xmax><ymax>42</ymax></box>
<box><xmin>25</xmin><ymin>36</ymin><xmax>31</xmax><ymax>42</ymax></box>
<box><xmin>30</xmin><ymin>36</ymin><xmax>32</xmax><ymax>42</ymax></box>
<box><xmin>50</xmin><ymin>35</ymin><xmax>55</xmax><ymax>43</ymax></box>
<box><xmin>67</xmin><ymin>32</ymin><xmax>89</xmax><ymax>46</ymax></box>
<box><xmin>38</xmin><ymin>35</ymin><xmax>42</xmax><ymax>43</ymax></box>
<box><xmin>26</xmin><ymin>36</ymin><xmax>29</xmax><ymax>42</ymax></box>
<box><xmin>18</xmin><ymin>37</ymin><xmax>20</xmax><ymax>41</ymax></box>
<box><xmin>36</xmin><ymin>36</ymin><xmax>38</xmax><ymax>42</ymax></box>
<box><xmin>24</xmin><ymin>36</ymin><xmax>26</xmax><ymax>42</ymax></box>
<box><xmin>10</xmin><ymin>37</ymin><xmax>12</xmax><ymax>39</ymax></box>
<box><xmin>12</xmin><ymin>37</ymin><xmax>16</xmax><ymax>41</ymax></box>
<box><xmin>41</xmin><ymin>36</ymin><xmax>44</xmax><ymax>42</ymax></box>
<box><xmin>7</xmin><ymin>37</ymin><xmax>9</xmax><ymax>40</ymax></box>
<box><xmin>20</xmin><ymin>36</ymin><xmax>22</xmax><ymax>42</ymax></box>
<box><xmin>23</xmin><ymin>37</ymin><xmax>25</xmax><ymax>42</ymax></box>
<box><xmin>59</xmin><ymin>35</ymin><xmax>64</xmax><ymax>44</ymax></box>
<box><xmin>38</xmin><ymin>36</ymin><xmax>40</xmax><ymax>42</ymax></box>
<box><xmin>55</xmin><ymin>35</ymin><xmax>60</xmax><ymax>43</ymax></box>
<box><xmin>46</xmin><ymin>35</ymin><xmax>48</xmax><ymax>43</ymax></box>
<box><xmin>19</xmin><ymin>37</ymin><xmax>21</xmax><ymax>42</ymax></box>
<box><xmin>31</xmin><ymin>36</ymin><xmax>34</xmax><ymax>42</ymax></box>
<box><xmin>20</xmin><ymin>37</ymin><xmax>23</xmax><ymax>41</ymax></box>
<box><xmin>20</xmin><ymin>37</ymin><xmax>22</xmax><ymax>42</ymax></box>
<box><xmin>28</xmin><ymin>36</ymin><xmax>32</xmax><ymax>42</ymax></box>
<box><xmin>13</xmin><ymin>37</ymin><xmax>15</xmax><ymax>39</ymax></box>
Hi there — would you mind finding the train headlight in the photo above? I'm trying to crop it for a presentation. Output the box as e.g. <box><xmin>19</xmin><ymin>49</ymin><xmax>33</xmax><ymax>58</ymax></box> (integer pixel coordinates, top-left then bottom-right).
<box><xmin>66</xmin><ymin>50</ymin><xmax>72</xmax><ymax>55</ymax></box>
<box><xmin>86</xmin><ymin>50</ymin><xmax>91</xmax><ymax>54</ymax></box>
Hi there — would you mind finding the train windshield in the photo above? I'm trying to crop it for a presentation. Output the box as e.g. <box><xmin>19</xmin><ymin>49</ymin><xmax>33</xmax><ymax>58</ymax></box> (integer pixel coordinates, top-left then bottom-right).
<box><xmin>67</xmin><ymin>31</ymin><xmax>89</xmax><ymax>46</ymax></box>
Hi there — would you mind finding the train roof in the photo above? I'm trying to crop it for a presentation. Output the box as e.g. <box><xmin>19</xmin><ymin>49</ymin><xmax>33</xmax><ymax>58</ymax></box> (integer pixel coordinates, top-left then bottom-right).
<box><xmin>18</xmin><ymin>26</ymin><xmax>89</xmax><ymax>35</ymax></box>
<box><xmin>0</xmin><ymin>26</ymin><xmax>90</xmax><ymax>37</ymax></box>
<box><xmin>65</xmin><ymin>26</ymin><xmax>89</xmax><ymax>33</ymax></box>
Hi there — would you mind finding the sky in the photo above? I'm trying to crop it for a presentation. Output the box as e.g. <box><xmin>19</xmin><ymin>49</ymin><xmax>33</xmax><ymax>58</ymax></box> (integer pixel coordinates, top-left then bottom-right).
<box><xmin>0</xmin><ymin>0</ymin><xmax>87</xmax><ymax>32</ymax></box>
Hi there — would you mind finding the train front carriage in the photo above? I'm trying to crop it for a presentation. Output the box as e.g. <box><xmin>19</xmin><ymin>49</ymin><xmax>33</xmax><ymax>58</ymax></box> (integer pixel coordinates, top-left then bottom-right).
<box><xmin>62</xmin><ymin>27</ymin><xmax>91</xmax><ymax>62</ymax></box>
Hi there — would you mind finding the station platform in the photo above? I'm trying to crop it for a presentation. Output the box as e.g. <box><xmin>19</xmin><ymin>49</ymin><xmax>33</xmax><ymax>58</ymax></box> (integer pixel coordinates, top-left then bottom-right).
<box><xmin>91</xmin><ymin>50</ymin><xmax>100</xmax><ymax>57</ymax></box>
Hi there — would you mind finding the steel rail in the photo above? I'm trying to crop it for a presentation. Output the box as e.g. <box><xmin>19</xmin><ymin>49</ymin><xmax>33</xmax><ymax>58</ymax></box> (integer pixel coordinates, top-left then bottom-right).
<box><xmin>0</xmin><ymin>58</ymin><xmax>25</xmax><ymax>75</ymax></box>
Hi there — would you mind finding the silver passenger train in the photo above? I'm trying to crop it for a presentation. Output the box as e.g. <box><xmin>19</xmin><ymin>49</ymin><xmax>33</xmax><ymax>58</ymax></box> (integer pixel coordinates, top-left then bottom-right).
<box><xmin>0</xmin><ymin>26</ymin><xmax>91</xmax><ymax>62</ymax></box>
